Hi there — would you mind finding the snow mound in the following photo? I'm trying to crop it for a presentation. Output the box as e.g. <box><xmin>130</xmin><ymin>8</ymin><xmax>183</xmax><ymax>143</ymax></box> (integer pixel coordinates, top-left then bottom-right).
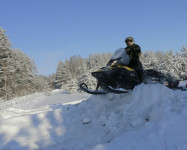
<box><xmin>0</xmin><ymin>84</ymin><xmax>187</xmax><ymax>150</ymax></box>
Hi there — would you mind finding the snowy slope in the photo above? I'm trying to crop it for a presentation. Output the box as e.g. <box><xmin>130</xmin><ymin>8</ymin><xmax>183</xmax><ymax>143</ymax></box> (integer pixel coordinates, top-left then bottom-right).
<box><xmin>0</xmin><ymin>90</ymin><xmax>90</xmax><ymax>120</ymax></box>
<box><xmin>0</xmin><ymin>84</ymin><xmax>187</xmax><ymax>150</ymax></box>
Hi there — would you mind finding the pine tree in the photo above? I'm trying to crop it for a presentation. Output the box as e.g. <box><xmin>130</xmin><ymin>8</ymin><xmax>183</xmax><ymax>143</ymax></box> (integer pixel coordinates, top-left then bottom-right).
<box><xmin>67</xmin><ymin>78</ymin><xmax>78</xmax><ymax>94</ymax></box>
<box><xmin>0</xmin><ymin>27</ymin><xmax>12</xmax><ymax>100</ymax></box>
<box><xmin>55</xmin><ymin>61</ymin><xmax>64</xmax><ymax>89</ymax></box>
<box><xmin>54</xmin><ymin>60</ymin><xmax>72</xmax><ymax>91</ymax></box>
<box><xmin>61</xmin><ymin>60</ymin><xmax>72</xmax><ymax>90</ymax></box>
<box><xmin>179</xmin><ymin>46</ymin><xmax>187</xmax><ymax>80</ymax></box>
<box><xmin>181</xmin><ymin>46</ymin><xmax>187</xmax><ymax>57</ymax></box>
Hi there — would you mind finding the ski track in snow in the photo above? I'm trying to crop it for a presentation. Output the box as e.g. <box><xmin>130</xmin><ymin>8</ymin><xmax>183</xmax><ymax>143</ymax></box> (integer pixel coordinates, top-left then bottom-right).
<box><xmin>0</xmin><ymin>84</ymin><xmax>186</xmax><ymax>150</ymax></box>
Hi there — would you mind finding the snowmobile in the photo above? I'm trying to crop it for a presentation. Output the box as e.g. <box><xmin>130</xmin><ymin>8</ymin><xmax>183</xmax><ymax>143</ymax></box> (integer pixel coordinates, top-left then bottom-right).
<box><xmin>79</xmin><ymin>48</ymin><xmax>184</xmax><ymax>94</ymax></box>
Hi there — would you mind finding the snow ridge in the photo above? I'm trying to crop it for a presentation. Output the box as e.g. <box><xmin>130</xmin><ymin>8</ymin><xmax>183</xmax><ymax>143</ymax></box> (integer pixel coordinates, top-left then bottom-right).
<box><xmin>0</xmin><ymin>84</ymin><xmax>187</xmax><ymax>150</ymax></box>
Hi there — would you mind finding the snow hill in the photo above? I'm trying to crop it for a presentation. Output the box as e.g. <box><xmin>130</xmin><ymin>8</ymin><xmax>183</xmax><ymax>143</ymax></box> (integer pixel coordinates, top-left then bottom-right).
<box><xmin>0</xmin><ymin>84</ymin><xmax>187</xmax><ymax>150</ymax></box>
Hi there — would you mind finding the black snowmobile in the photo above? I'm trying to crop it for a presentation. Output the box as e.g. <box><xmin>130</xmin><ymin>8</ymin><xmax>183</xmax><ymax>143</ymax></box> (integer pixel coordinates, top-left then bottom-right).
<box><xmin>79</xmin><ymin>48</ymin><xmax>183</xmax><ymax>94</ymax></box>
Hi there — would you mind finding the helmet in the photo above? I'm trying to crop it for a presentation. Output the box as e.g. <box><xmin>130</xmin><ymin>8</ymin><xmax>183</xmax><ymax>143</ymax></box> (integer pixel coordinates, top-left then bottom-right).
<box><xmin>125</xmin><ymin>36</ymin><xmax>134</xmax><ymax>44</ymax></box>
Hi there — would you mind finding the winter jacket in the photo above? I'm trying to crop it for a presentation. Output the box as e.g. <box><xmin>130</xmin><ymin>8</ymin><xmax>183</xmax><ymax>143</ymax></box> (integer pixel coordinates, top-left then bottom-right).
<box><xmin>125</xmin><ymin>44</ymin><xmax>142</xmax><ymax>69</ymax></box>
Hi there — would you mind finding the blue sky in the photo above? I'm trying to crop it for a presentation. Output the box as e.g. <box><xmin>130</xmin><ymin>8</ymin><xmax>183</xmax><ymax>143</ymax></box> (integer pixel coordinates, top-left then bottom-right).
<box><xmin>0</xmin><ymin>0</ymin><xmax>187</xmax><ymax>75</ymax></box>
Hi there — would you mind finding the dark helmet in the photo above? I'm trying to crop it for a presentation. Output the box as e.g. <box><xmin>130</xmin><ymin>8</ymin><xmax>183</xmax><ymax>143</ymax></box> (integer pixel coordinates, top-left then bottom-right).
<box><xmin>125</xmin><ymin>36</ymin><xmax>135</xmax><ymax>44</ymax></box>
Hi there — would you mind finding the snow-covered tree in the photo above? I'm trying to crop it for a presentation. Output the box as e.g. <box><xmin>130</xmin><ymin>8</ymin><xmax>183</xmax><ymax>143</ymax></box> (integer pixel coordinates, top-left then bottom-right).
<box><xmin>0</xmin><ymin>27</ymin><xmax>11</xmax><ymax>48</ymax></box>
<box><xmin>141</xmin><ymin>49</ymin><xmax>187</xmax><ymax>80</ymax></box>
<box><xmin>181</xmin><ymin>46</ymin><xmax>187</xmax><ymax>57</ymax></box>
<box><xmin>88</xmin><ymin>53</ymin><xmax>112</xmax><ymax>71</ymax></box>
<box><xmin>32</xmin><ymin>75</ymin><xmax>51</xmax><ymax>95</ymax></box>
<box><xmin>54</xmin><ymin>60</ymin><xmax>72</xmax><ymax>91</ymax></box>
<box><xmin>78</xmin><ymin>71</ymin><xmax>97</xmax><ymax>91</ymax></box>
<box><xmin>67</xmin><ymin>78</ymin><xmax>79</xmax><ymax>94</ymax></box>
<box><xmin>54</xmin><ymin>53</ymin><xmax>112</xmax><ymax>93</ymax></box>
<box><xmin>54</xmin><ymin>48</ymin><xmax>186</xmax><ymax>94</ymax></box>
<box><xmin>66</xmin><ymin>55</ymin><xmax>88</xmax><ymax>78</ymax></box>
<box><xmin>55</xmin><ymin>61</ymin><xmax>64</xmax><ymax>89</ymax></box>
<box><xmin>140</xmin><ymin>51</ymin><xmax>162</xmax><ymax>70</ymax></box>
<box><xmin>178</xmin><ymin>46</ymin><xmax>187</xmax><ymax>80</ymax></box>
<box><xmin>0</xmin><ymin>27</ymin><xmax>13</xmax><ymax>100</ymax></box>
<box><xmin>77</xmin><ymin>53</ymin><xmax>112</xmax><ymax>91</ymax></box>
<box><xmin>0</xmin><ymin>27</ymin><xmax>51</xmax><ymax>100</ymax></box>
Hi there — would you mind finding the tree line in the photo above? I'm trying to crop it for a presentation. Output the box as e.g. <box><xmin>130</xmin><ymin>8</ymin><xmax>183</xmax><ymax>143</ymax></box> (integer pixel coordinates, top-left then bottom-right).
<box><xmin>0</xmin><ymin>26</ymin><xmax>186</xmax><ymax>100</ymax></box>
<box><xmin>0</xmin><ymin>27</ymin><xmax>50</xmax><ymax>101</ymax></box>
<box><xmin>55</xmin><ymin>48</ymin><xmax>187</xmax><ymax>93</ymax></box>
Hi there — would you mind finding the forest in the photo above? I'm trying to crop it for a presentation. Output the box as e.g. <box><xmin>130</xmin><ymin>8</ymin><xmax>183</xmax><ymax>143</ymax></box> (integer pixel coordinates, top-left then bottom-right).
<box><xmin>0</xmin><ymin>27</ymin><xmax>186</xmax><ymax>100</ymax></box>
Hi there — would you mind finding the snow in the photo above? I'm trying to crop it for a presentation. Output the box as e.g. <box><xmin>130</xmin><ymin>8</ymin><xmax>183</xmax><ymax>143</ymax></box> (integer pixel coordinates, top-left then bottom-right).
<box><xmin>180</xmin><ymin>80</ymin><xmax>187</xmax><ymax>88</ymax></box>
<box><xmin>0</xmin><ymin>84</ymin><xmax>187</xmax><ymax>150</ymax></box>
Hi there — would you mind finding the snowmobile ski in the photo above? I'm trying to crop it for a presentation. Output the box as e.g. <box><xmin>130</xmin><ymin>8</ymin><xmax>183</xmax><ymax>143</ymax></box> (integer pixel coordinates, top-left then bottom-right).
<box><xmin>79</xmin><ymin>83</ymin><xmax>108</xmax><ymax>94</ymax></box>
<box><xmin>99</xmin><ymin>82</ymin><xmax>130</xmax><ymax>94</ymax></box>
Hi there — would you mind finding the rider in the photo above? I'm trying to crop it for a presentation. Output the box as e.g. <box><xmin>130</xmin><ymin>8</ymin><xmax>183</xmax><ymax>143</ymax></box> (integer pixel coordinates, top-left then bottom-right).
<box><xmin>125</xmin><ymin>36</ymin><xmax>144</xmax><ymax>82</ymax></box>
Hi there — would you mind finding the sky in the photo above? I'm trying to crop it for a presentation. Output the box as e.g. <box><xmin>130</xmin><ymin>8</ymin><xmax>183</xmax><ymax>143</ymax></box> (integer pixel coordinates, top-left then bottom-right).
<box><xmin>0</xmin><ymin>0</ymin><xmax>187</xmax><ymax>75</ymax></box>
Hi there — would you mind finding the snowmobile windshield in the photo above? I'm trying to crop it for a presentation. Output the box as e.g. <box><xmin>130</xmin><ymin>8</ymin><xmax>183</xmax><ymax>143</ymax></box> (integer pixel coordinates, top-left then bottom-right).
<box><xmin>110</xmin><ymin>48</ymin><xmax>130</xmax><ymax>65</ymax></box>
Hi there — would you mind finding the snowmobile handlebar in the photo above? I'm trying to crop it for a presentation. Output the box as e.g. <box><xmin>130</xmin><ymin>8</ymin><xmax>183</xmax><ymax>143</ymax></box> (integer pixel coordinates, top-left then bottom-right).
<box><xmin>107</xmin><ymin>58</ymin><xmax>122</xmax><ymax>66</ymax></box>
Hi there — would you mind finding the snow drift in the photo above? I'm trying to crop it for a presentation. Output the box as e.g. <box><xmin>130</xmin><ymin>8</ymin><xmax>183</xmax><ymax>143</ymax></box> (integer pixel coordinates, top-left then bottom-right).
<box><xmin>0</xmin><ymin>84</ymin><xmax>187</xmax><ymax>150</ymax></box>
